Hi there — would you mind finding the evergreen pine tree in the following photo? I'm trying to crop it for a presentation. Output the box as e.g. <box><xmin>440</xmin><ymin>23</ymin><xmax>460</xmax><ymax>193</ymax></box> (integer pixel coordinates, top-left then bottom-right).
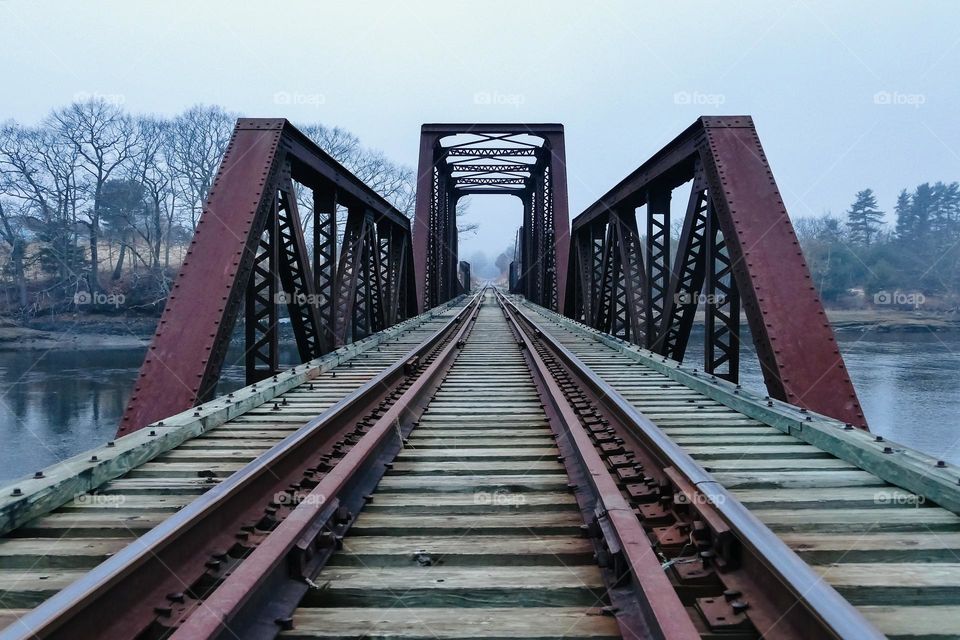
<box><xmin>911</xmin><ymin>183</ymin><xmax>934</xmax><ymax>248</ymax></box>
<box><xmin>894</xmin><ymin>189</ymin><xmax>913</xmax><ymax>241</ymax></box>
<box><xmin>845</xmin><ymin>189</ymin><xmax>884</xmax><ymax>245</ymax></box>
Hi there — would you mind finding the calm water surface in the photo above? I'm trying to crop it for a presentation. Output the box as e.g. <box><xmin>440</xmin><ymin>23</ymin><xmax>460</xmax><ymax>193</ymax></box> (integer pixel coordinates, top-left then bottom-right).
<box><xmin>0</xmin><ymin>331</ymin><xmax>958</xmax><ymax>482</ymax></box>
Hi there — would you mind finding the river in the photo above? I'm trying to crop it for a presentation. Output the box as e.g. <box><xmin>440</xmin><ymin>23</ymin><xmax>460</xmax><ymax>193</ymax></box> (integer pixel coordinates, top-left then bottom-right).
<box><xmin>0</xmin><ymin>330</ymin><xmax>957</xmax><ymax>483</ymax></box>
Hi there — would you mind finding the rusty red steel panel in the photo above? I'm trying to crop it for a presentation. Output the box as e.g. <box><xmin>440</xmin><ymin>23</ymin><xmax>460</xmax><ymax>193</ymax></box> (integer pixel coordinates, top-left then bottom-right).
<box><xmin>698</xmin><ymin>118</ymin><xmax>865</xmax><ymax>426</ymax></box>
<box><xmin>119</xmin><ymin>119</ymin><xmax>417</xmax><ymax>437</ymax></box>
<box><xmin>118</xmin><ymin>120</ymin><xmax>284</xmax><ymax>436</ymax></box>
<box><xmin>565</xmin><ymin>116</ymin><xmax>866</xmax><ymax>428</ymax></box>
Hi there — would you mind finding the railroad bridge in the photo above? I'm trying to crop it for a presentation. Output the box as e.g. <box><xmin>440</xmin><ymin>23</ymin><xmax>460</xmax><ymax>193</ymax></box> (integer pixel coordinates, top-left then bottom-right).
<box><xmin>1</xmin><ymin>116</ymin><xmax>957</xmax><ymax>640</ymax></box>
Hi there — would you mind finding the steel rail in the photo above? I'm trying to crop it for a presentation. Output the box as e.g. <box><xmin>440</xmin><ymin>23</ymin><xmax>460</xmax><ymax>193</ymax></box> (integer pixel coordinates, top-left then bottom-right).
<box><xmin>500</xmin><ymin>291</ymin><xmax>884</xmax><ymax>640</ymax></box>
<box><xmin>495</xmin><ymin>288</ymin><xmax>700</xmax><ymax>640</ymax></box>
<box><xmin>4</xmin><ymin>294</ymin><xmax>483</xmax><ymax>640</ymax></box>
<box><xmin>169</xmin><ymin>293</ymin><xmax>484</xmax><ymax>639</ymax></box>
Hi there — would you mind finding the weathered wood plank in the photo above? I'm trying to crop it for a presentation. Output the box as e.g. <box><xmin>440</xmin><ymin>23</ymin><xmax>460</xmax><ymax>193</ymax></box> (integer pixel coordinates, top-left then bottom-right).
<box><xmin>396</xmin><ymin>448</ymin><xmax>559</xmax><ymax>460</ymax></box>
<box><xmin>389</xmin><ymin>461</ymin><xmax>564</xmax><ymax>475</ymax></box>
<box><xmin>0</xmin><ymin>570</ymin><xmax>87</xmax><ymax>607</ymax></box>
<box><xmin>375</xmin><ymin>475</ymin><xmax>571</xmax><ymax>493</ymax></box>
<box><xmin>299</xmin><ymin>566</ymin><xmax>606</xmax><ymax>607</ymax></box>
<box><xmin>710</xmin><ymin>470</ymin><xmax>886</xmax><ymax>489</ymax></box>
<box><xmin>812</xmin><ymin>563</ymin><xmax>960</xmax><ymax>605</ymax></box>
<box><xmin>732</xmin><ymin>487</ymin><xmax>924</xmax><ymax>510</ymax></box>
<box><xmin>281</xmin><ymin>607</ymin><xmax>620</xmax><ymax>639</ymax></box>
<box><xmin>0</xmin><ymin>537</ymin><xmax>128</xmax><ymax>569</ymax></box>
<box><xmin>406</xmin><ymin>438</ymin><xmax>554</xmax><ymax>448</ymax></box>
<box><xmin>350</xmin><ymin>513</ymin><xmax>584</xmax><ymax>536</ymax></box>
<box><xmin>859</xmin><ymin>605</ymin><xmax>960</xmax><ymax>638</ymax></box>
<box><xmin>333</xmin><ymin>536</ymin><xmax>593</xmax><ymax>566</ymax></box>
<box><xmin>363</xmin><ymin>492</ymin><xmax>577</xmax><ymax>514</ymax></box>
<box><xmin>753</xmin><ymin>508</ymin><xmax>960</xmax><ymax>533</ymax></box>
<box><xmin>780</xmin><ymin>532</ymin><xmax>960</xmax><ymax>563</ymax></box>
<box><xmin>10</xmin><ymin>512</ymin><xmax>168</xmax><ymax>537</ymax></box>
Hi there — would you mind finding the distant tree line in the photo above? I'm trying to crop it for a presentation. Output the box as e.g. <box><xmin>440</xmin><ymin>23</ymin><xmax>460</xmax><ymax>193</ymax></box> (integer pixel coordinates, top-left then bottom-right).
<box><xmin>5</xmin><ymin>100</ymin><xmax>953</xmax><ymax>317</ymax></box>
<box><xmin>0</xmin><ymin>100</ymin><xmax>416</xmax><ymax>316</ymax></box>
<box><xmin>796</xmin><ymin>183</ymin><xmax>960</xmax><ymax>309</ymax></box>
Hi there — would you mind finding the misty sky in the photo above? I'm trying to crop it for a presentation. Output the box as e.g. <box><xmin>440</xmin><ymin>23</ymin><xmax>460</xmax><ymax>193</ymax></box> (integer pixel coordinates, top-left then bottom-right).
<box><xmin>2</xmin><ymin>1</ymin><xmax>958</xmax><ymax>263</ymax></box>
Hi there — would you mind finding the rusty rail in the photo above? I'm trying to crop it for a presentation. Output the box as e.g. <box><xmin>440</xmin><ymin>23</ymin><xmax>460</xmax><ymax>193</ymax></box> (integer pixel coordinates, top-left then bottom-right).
<box><xmin>4</xmin><ymin>294</ymin><xmax>483</xmax><ymax>640</ymax></box>
<box><xmin>497</xmin><ymin>289</ymin><xmax>883</xmax><ymax>639</ymax></box>
<box><xmin>496</xmin><ymin>289</ymin><xmax>700</xmax><ymax>640</ymax></box>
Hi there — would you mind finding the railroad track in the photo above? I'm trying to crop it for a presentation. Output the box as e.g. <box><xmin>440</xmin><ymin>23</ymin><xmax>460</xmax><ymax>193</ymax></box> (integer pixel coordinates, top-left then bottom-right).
<box><xmin>0</xmin><ymin>299</ymin><xmax>470</xmax><ymax>636</ymax></box>
<box><xmin>3</xmin><ymin>287</ymin><xmax>958</xmax><ymax>639</ymax></box>
<box><xmin>519</xmin><ymin>296</ymin><xmax>960</xmax><ymax>640</ymax></box>
<box><xmin>267</xmin><ymin>291</ymin><xmax>623</xmax><ymax>639</ymax></box>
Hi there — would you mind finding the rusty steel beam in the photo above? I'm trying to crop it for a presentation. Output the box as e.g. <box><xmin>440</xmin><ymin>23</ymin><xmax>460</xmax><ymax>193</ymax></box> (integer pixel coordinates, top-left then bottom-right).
<box><xmin>564</xmin><ymin>116</ymin><xmax>866</xmax><ymax>428</ymax></box>
<box><xmin>119</xmin><ymin>119</ymin><xmax>416</xmax><ymax>437</ymax></box>
<box><xmin>413</xmin><ymin>124</ymin><xmax>570</xmax><ymax>313</ymax></box>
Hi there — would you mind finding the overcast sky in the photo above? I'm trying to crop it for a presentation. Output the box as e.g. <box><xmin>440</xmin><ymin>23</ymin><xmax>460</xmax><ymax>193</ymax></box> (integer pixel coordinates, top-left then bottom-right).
<box><xmin>2</xmin><ymin>0</ymin><xmax>958</xmax><ymax>260</ymax></box>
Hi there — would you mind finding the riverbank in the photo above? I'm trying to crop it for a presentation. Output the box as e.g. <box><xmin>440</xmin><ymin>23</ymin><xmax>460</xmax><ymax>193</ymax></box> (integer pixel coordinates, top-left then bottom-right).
<box><xmin>826</xmin><ymin>309</ymin><xmax>960</xmax><ymax>333</ymax></box>
<box><xmin>0</xmin><ymin>307</ymin><xmax>957</xmax><ymax>352</ymax></box>
<box><xmin>0</xmin><ymin>315</ymin><xmax>153</xmax><ymax>351</ymax></box>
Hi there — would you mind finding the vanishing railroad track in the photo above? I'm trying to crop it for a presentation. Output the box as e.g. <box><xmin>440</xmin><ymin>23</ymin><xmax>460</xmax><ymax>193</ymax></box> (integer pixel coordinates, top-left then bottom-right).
<box><xmin>0</xmin><ymin>300</ymin><xmax>469</xmax><ymax>636</ymax></box>
<box><xmin>1</xmin><ymin>288</ymin><xmax>959</xmax><ymax>639</ymax></box>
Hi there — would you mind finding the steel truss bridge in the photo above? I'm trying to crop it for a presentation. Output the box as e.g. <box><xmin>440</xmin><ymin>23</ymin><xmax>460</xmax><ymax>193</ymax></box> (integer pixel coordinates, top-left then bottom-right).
<box><xmin>0</xmin><ymin>117</ymin><xmax>956</xmax><ymax>640</ymax></box>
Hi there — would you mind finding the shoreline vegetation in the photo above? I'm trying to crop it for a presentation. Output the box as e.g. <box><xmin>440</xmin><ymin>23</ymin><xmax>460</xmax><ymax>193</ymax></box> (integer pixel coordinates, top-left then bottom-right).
<box><xmin>2</xmin><ymin>307</ymin><xmax>957</xmax><ymax>353</ymax></box>
<box><xmin>3</xmin><ymin>101</ymin><xmax>959</xmax><ymax>353</ymax></box>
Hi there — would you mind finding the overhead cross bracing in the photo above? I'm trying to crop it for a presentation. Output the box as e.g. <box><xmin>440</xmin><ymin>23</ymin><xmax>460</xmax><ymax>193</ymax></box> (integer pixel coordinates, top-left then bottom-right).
<box><xmin>413</xmin><ymin>124</ymin><xmax>570</xmax><ymax>313</ymax></box>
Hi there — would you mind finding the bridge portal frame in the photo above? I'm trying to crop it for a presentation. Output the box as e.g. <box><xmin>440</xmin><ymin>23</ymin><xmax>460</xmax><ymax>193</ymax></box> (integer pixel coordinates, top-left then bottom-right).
<box><xmin>412</xmin><ymin>123</ymin><xmax>570</xmax><ymax>313</ymax></box>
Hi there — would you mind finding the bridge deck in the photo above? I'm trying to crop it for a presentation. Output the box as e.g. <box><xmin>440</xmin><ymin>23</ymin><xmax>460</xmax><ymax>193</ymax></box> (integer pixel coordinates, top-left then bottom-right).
<box><xmin>517</xmin><ymin>300</ymin><xmax>960</xmax><ymax>638</ymax></box>
<box><xmin>0</xmin><ymin>301</ymin><xmax>467</xmax><ymax>629</ymax></box>
<box><xmin>281</xmin><ymin>301</ymin><xmax>618</xmax><ymax>638</ymax></box>
<box><xmin>0</xmin><ymin>291</ymin><xmax>958</xmax><ymax>638</ymax></box>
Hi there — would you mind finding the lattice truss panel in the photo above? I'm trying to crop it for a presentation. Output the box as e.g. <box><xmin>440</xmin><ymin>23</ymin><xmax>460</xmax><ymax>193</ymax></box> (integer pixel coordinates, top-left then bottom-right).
<box><xmin>119</xmin><ymin>119</ymin><xmax>417</xmax><ymax>435</ymax></box>
<box><xmin>564</xmin><ymin>117</ymin><xmax>867</xmax><ymax>428</ymax></box>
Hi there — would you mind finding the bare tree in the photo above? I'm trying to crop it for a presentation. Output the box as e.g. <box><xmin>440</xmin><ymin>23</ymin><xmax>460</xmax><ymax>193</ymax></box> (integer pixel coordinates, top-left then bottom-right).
<box><xmin>0</xmin><ymin>122</ymin><xmax>84</xmax><ymax>302</ymax></box>
<box><xmin>169</xmin><ymin>105</ymin><xmax>235</xmax><ymax>231</ymax></box>
<box><xmin>299</xmin><ymin>123</ymin><xmax>417</xmax><ymax>217</ymax></box>
<box><xmin>51</xmin><ymin>99</ymin><xmax>141</xmax><ymax>298</ymax></box>
<box><xmin>131</xmin><ymin>116</ymin><xmax>175</xmax><ymax>283</ymax></box>
<box><xmin>0</xmin><ymin>103</ymin><xmax>427</xmax><ymax>315</ymax></box>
